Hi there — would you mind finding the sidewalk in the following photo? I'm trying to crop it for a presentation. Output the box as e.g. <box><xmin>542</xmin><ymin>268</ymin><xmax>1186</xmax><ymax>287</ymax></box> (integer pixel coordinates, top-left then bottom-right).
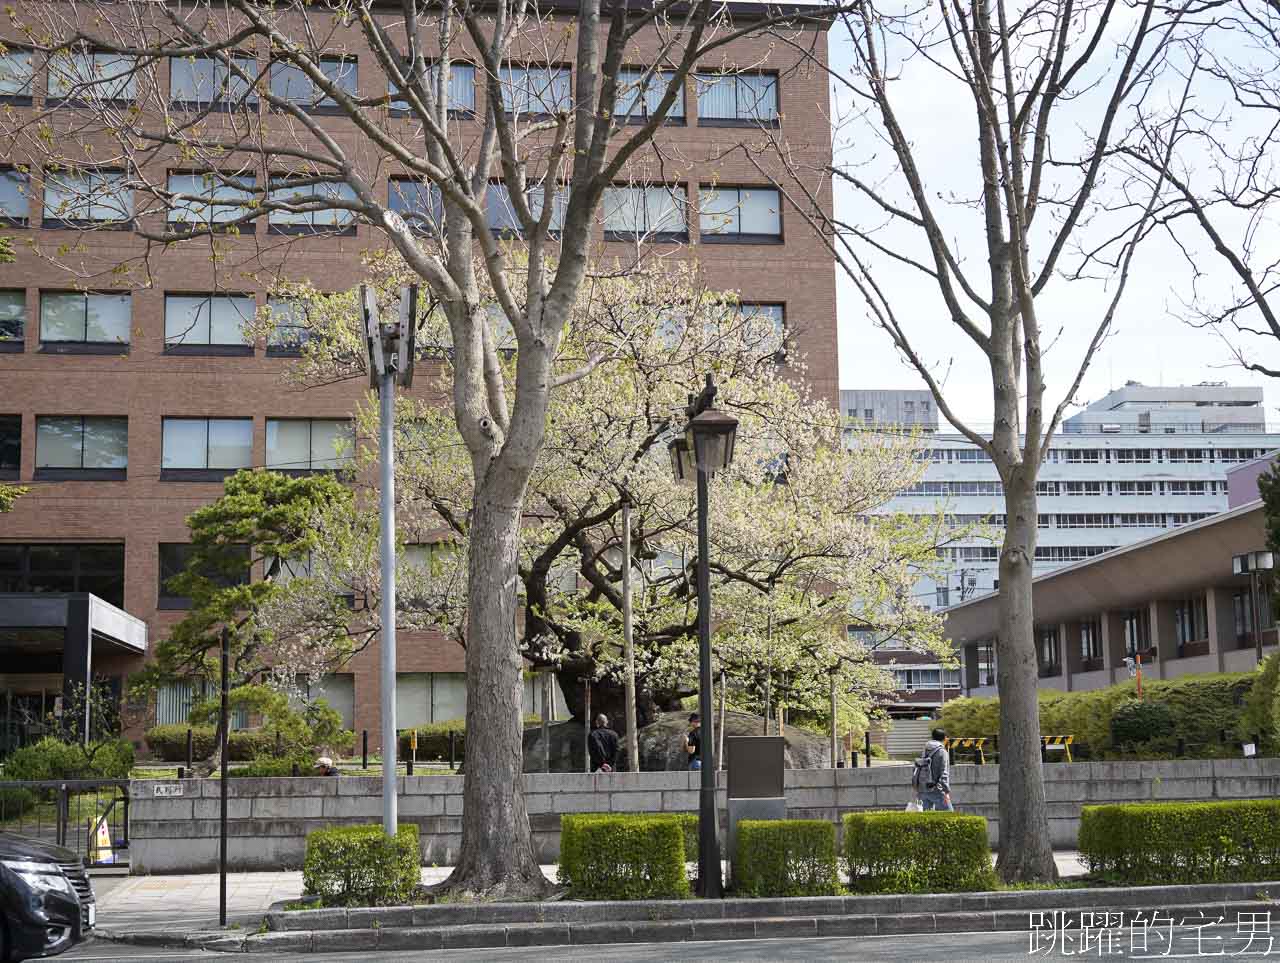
<box><xmin>91</xmin><ymin>853</ymin><xmax>1088</xmax><ymax>934</ymax></box>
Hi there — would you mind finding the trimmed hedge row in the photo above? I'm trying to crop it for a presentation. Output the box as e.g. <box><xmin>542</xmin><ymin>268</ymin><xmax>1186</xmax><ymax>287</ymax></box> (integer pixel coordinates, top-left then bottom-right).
<box><xmin>397</xmin><ymin>715</ymin><xmax>542</xmax><ymax>761</ymax></box>
<box><xmin>145</xmin><ymin>725</ymin><xmax>279</xmax><ymax>762</ymax></box>
<box><xmin>1</xmin><ymin>737</ymin><xmax>134</xmax><ymax>781</ymax></box>
<box><xmin>1080</xmin><ymin>800</ymin><xmax>1280</xmax><ymax>885</ymax></box>
<box><xmin>939</xmin><ymin>671</ymin><xmax>1255</xmax><ymax>759</ymax></box>
<box><xmin>559</xmin><ymin>814</ymin><xmax>691</xmax><ymax>900</ymax></box>
<box><xmin>844</xmin><ymin>811</ymin><xmax>996</xmax><ymax>894</ymax></box>
<box><xmin>302</xmin><ymin>824</ymin><xmax>420</xmax><ymax>907</ymax></box>
<box><xmin>734</xmin><ymin>819</ymin><xmax>840</xmax><ymax>897</ymax></box>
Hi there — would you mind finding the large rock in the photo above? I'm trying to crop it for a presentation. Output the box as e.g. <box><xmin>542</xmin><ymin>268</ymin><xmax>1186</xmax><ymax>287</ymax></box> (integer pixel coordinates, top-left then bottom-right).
<box><xmin>522</xmin><ymin>710</ymin><xmax>831</xmax><ymax>773</ymax></box>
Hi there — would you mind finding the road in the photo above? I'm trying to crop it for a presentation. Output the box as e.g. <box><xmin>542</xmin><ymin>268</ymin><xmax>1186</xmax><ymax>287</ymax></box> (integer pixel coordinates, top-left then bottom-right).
<box><xmin>58</xmin><ymin>926</ymin><xmax>1228</xmax><ymax>961</ymax></box>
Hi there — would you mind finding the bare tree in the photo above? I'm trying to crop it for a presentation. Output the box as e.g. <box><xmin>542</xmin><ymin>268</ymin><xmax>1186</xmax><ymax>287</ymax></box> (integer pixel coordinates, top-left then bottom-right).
<box><xmin>750</xmin><ymin>0</ymin><xmax>1182</xmax><ymax>881</ymax></box>
<box><xmin>0</xmin><ymin>0</ymin><xmax>837</xmax><ymax>896</ymax></box>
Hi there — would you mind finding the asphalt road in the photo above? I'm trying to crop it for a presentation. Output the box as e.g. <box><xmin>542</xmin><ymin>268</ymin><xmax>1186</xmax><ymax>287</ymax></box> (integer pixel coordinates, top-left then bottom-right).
<box><xmin>57</xmin><ymin>927</ymin><xmax>1225</xmax><ymax>961</ymax></box>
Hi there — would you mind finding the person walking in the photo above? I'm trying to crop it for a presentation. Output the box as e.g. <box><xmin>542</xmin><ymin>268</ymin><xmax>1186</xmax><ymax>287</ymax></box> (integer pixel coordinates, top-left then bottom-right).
<box><xmin>912</xmin><ymin>728</ymin><xmax>953</xmax><ymax>811</ymax></box>
<box><xmin>683</xmin><ymin>713</ymin><xmax>702</xmax><ymax>770</ymax></box>
<box><xmin>588</xmin><ymin>714</ymin><xmax>620</xmax><ymax>773</ymax></box>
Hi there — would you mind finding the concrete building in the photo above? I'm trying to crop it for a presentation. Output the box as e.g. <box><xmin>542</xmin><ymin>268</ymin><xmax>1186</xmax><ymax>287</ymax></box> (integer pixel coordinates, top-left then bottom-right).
<box><xmin>0</xmin><ymin>6</ymin><xmax>839</xmax><ymax>753</ymax></box>
<box><xmin>944</xmin><ymin>499</ymin><xmax>1275</xmax><ymax>697</ymax></box>
<box><xmin>844</xmin><ymin>382</ymin><xmax>1280</xmax><ymax>715</ymax></box>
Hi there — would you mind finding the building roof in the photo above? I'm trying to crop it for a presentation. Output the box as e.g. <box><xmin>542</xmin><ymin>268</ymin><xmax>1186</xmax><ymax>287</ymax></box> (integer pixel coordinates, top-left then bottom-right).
<box><xmin>941</xmin><ymin>500</ymin><xmax>1267</xmax><ymax>642</ymax></box>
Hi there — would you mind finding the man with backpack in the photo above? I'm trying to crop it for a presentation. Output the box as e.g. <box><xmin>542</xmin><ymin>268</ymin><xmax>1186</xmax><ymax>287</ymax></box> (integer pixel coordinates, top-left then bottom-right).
<box><xmin>912</xmin><ymin>728</ymin><xmax>953</xmax><ymax>811</ymax></box>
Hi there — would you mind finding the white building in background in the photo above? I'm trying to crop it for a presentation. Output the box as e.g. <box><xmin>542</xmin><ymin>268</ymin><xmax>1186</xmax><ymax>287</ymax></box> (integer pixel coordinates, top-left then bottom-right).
<box><xmin>843</xmin><ymin>382</ymin><xmax>1280</xmax><ymax>715</ymax></box>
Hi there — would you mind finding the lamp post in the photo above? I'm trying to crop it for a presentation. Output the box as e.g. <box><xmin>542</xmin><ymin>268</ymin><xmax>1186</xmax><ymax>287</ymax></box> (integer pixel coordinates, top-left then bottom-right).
<box><xmin>1233</xmin><ymin>550</ymin><xmax>1275</xmax><ymax>665</ymax></box>
<box><xmin>668</xmin><ymin>373</ymin><xmax>737</xmax><ymax>899</ymax></box>
<box><xmin>362</xmin><ymin>284</ymin><xmax>417</xmax><ymax>837</ymax></box>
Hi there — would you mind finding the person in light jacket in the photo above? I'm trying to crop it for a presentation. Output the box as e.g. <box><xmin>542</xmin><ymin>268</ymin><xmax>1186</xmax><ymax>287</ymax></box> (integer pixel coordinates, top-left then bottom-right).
<box><xmin>912</xmin><ymin>728</ymin><xmax>953</xmax><ymax>811</ymax></box>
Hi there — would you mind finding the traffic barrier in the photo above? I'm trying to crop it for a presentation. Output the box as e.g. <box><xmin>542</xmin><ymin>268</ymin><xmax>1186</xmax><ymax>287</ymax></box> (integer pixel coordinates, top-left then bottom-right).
<box><xmin>1041</xmin><ymin>735</ymin><xmax>1074</xmax><ymax>763</ymax></box>
<box><xmin>943</xmin><ymin>737</ymin><xmax>987</xmax><ymax>765</ymax></box>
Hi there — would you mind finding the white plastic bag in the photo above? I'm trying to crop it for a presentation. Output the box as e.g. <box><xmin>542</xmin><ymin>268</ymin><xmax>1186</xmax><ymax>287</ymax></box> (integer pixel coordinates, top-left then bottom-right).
<box><xmin>905</xmin><ymin>798</ymin><xmax>923</xmax><ymax>813</ymax></box>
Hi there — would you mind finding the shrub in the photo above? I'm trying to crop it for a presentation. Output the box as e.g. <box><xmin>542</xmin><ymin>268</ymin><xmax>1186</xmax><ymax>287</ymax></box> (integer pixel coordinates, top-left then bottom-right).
<box><xmin>1241</xmin><ymin>653</ymin><xmax>1280</xmax><ymax>752</ymax></box>
<box><xmin>145</xmin><ymin>725</ymin><xmax>296</xmax><ymax>762</ymax></box>
<box><xmin>229</xmin><ymin>756</ymin><xmax>312</xmax><ymax>777</ymax></box>
<box><xmin>2</xmin><ymin>737</ymin><xmax>134</xmax><ymax>781</ymax></box>
<box><xmin>940</xmin><ymin>671</ymin><xmax>1255</xmax><ymax>759</ymax></box>
<box><xmin>302</xmin><ymin>824</ymin><xmax>420</xmax><ymax>907</ymax></box>
<box><xmin>1110</xmin><ymin>699</ymin><xmax>1176</xmax><ymax>751</ymax></box>
<box><xmin>0</xmin><ymin>787</ymin><xmax>36</xmax><ymax>820</ymax></box>
<box><xmin>399</xmin><ymin>714</ymin><xmax>541</xmax><ymax>761</ymax></box>
<box><xmin>558</xmin><ymin>814</ymin><xmax>691</xmax><ymax>900</ymax></box>
<box><xmin>1079</xmin><ymin>801</ymin><xmax>1280</xmax><ymax>885</ymax></box>
<box><xmin>844</xmin><ymin>811</ymin><xmax>996</xmax><ymax>893</ymax></box>
<box><xmin>734</xmin><ymin>819</ymin><xmax>839</xmax><ymax>897</ymax></box>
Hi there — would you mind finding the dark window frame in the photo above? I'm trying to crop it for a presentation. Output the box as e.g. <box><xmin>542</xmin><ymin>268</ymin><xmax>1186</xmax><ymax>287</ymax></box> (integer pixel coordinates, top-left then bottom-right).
<box><xmin>498</xmin><ymin>62</ymin><xmax>573</xmax><ymax>119</ymax></box>
<box><xmin>168</xmin><ymin>53</ymin><xmax>261</xmax><ymax>113</ymax></box>
<box><xmin>45</xmin><ymin>49</ymin><xmax>138</xmax><ymax>107</ymax></box>
<box><xmin>33</xmin><ymin>414</ymin><xmax>128</xmax><ymax>481</ymax></box>
<box><xmin>0</xmin><ymin>46</ymin><xmax>35</xmax><ymax>105</ymax></box>
<box><xmin>160</xmin><ymin>416</ymin><xmax>254</xmax><ymax>481</ymax></box>
<box><xmin>0</xmin><ymin>167</ymin><xmax>30</xmax><ymax>227</ymax></box>
<box><xmin>0</xmin><ymin>543</ymin><xmax>126</xmax><ymax>607</ymax></box>
<box><xmin>601</xmin><ymin>184</ymin><xmax>689</xmax><ymax>243</ymax></box>
<box><xmin>693</xmin><ymin>69</ymin><xmax>780</xmax><ymax>128</ymax></box>
<box><xmin>163</xmin><ymin>292</ymin><xmax>256</xmax><ymax>355</ymax></box>
<box><xmin>266</xmin><ymin>175</ymin><xmax>359</xmax><ymax>237</ymax></box>
<box><xmin>38</xmin><ymin>290</ymin><xmax>132</xmax><ymax>352</ymax></box>
<box><xmin>0</xmin><ymin>288</ymin><xmax>25</xmax><ymax>351</ymax></box>
<box><xmin>268</xmin><ymin>56</ymin><xmax>358</xmax><ymax>115</ymax></box>
<box><xmin>387</xmin><ymin>60</ymin><xmax>477</xmax><ymax>118</ymax></box>
<box><xmin>265</xmin><ymin>417</ymin><xmax>354</xmax><ymax>474</ymax></box>
<box><xmin>697</xmin><ymin>183</ymin><xmax>784</xmax><ymax>245</ymax></box>
<box><xmin>0</xmin><ymin>414</ymin><xmax>19</xmax><ymax>479</ymax></box>
<box><xmin>40</xmin><ymin>167</ymin><xmax>134</xmax><ymax>230</ymax></box>
<box><xmin>612</xmin><ymin>66</ymin><xmax>686</xmax><ymax>126</ymax></box>
<box><xmin>157</xmin><ymin>541</ymin><xmax>250</xmax><ymax>609</ymax></box>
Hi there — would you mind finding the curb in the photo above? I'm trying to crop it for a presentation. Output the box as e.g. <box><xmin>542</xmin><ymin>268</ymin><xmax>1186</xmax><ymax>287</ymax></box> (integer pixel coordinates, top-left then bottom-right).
<box><xmin>100</xmin><ymin>895</ymin><xmax>1280</xmax><ymax>954</ymax></box>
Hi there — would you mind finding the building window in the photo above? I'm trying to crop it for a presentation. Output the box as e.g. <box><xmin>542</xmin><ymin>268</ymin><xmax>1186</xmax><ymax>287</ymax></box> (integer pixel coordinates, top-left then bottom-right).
<box><xmin>1116</xmin><ymin>481</ymin><xmax>1155</xmax><ymax>496</ymax></box>
<box><xmin>694</xmin><ymin>71</ymin><xmax>777</xmax><ymax>125</ymax></box>
<box><xmin>1080</xmin><ymin>620</ymin><xmax>1103</xmax><ymax>666</ymax></box>
<box><xmin>389</xmin><ymin>178</ymin><xmax>442</xmax><ymax>235</ymax></box>
<box><xmin>158</xmin><ymin>542</ymin><xmax>250</xmax><ymax>609</ymax></box>
<box><xmin>0</xmin><ymin>290</ymin><xmax>25</xmax><ymax>348</ymax></box>
<box><xmin>738</xmin><ymin>303</ymin><xmax>785</xmax><ymax>354</ymax></box>
<box><xmin>0</xmin><ymin>48</ymin><xmax>33</xmax><ymax>102</ymax></box>
<box><xmin>1122</xmin><ymin>608</ymin><xmax>1150</xmax><ymax>655</ymax></box>
<box><xmin>47</xmin><ymin>49</ymin><xmax>136</xmax><ymax>102</ymax></box>
<box><xmin>486</xmin><ymin>182</ymin><xmax>568</xmax><ymax>237</ymax></box>
<box><xmin>42</xmin><ymin>169</ymin><xmax>133</xmax><ymax>227</ymax></box>
<box><xmin>265</xmin><ymin>418</ymin><xmax>353</xmax><ymax>473</ymax></box>
<box><xmin>40</xmin><ymin>292</ymin><xmax>131</xmax><ymax>350</ymax></box>
<box><xmin>161</xmin><ymin>417</ymin><xmax>253</xmax><ymax>480</ymax></box>
<box><xmin>389</xmin><ymin>62</ymin><xmax>475</xmax><ymax>114</ymax></box>
<box><xmin>1174</xmin><ymin>595</ymin><xmax>1208</xmax><ymax>652</ymax></box>
<box><xmin>1062</xmin><ymin>481</ymin><xmax>1105</xmax><ymax>496</ymax></box>
<box><xmin>863</xmin><ymin>408</ymin><xmax>873</xmax><ymax>421</ymax></box>
<box><xmin>499</xmin><ymin>65</ymin><xmax>571</xmax><ymax>116</ymax></box>
<box><xmin>164</xmin><ymin>294</ymin><xmax>255</xmax><ymax>354</ymax></box>
<box><xmin>0</xmin><ymin>544</ymin><xmax>125</xmax><ymax>607</ymax></box>
<box><xmin>1037</xmin><ymin>626</ymin><xmax>1061</xmax><ymax>676</ymax></box>
<box><xmin>1167</xmin><ymin>449</ymin><xmax>1206</xmax><ymax>463</ymax></box>
<box><xmin>1063</xmin><ymin>449</ymin><xmax>1102</xmax><ymax>463</ymax></box>
<box><xmin>0</xmin><ymin>415</ymin><xmax>19</xmax><ymax>478</ymax></box>
<box><xmin>269</xmin><ymin>56</ymin><xmax>357</xmax><ymax>112</ymax></box>
<box><xmin>167</xmin><ymin>172</ymin><xmax>256</xmax><ymax>232</ymax></box>
<box><xmin>614</xmin><ymin>68</ymin><xmax>683</xmax><ymax>122</ymax></box>
<box><xmin>0</xmin><ymin>169</ymin><xmax>28</xmax><ymax>225</ymax></box>
<box><xmin>265</xmin><ymin>298</ymin><xmax>312</xmax><ymax>356</ymax></box>
<box><xmin>935</xmin><ymin>586</ymin><xmax>950</xmax><ymax>608</ymax></box>
<box><xmin>1113</xmin><ymin>448</ymin><xmax>1153</xmax><ymax>463</ymax></box>
<box><xmin>268</xmin><ymin>178</ymin><xmax>358</xmax><ymax>235</ymax></box>
<box><xmin>1036</xmin><ymin>481</ymin><xmax>1059</xmax><ymax>496</ymax></box>
<box><xmin>1167</xmin><ymin>481</ymin><xmax>1209</xmax><ymax>496</ymax></box>
<box><xmin>602</xmin><ymin>185</ymin><xmax>687</xmax><ymax>241</ymax></box>
<box><xmin>35</xmin><ymin>416</ymin><xmax>127</xmax><ymax>480</ymax></box>
<box><xmin>698</xmin><ymin>186</ymin><xmax>781</xmax><ymax>243</ymax></box>
<box><xmin>170</xmin><ymin>55</ymin><xmax>258</xmax><ymax>109</ymax></box>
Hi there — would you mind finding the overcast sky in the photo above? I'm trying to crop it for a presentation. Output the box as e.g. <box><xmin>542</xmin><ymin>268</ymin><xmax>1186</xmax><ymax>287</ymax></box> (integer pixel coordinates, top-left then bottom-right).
<box><xmin>824</xmin><ymin>14</ymin><xmax>1279</xmax><ymax>430</ymax></box>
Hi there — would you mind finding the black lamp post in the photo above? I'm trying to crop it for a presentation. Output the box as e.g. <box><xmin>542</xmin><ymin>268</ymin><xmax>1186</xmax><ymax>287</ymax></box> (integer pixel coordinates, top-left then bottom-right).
<box><xmin>669</xmin><ymin>373</ymin><xmax>738</xmax><ymax>899</ymax></box>
<box><xmin>1234</xmin><ymin>550</ymin><xmax>1275</xmax><ymax>664</ymax></box>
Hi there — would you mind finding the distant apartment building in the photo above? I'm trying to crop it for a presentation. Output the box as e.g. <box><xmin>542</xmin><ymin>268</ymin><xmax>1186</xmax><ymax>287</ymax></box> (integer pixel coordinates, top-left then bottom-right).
<box><xmin>843</xmin><ymin>382</ymin><xmax>1280</xmax><ymax>716</ymax></box>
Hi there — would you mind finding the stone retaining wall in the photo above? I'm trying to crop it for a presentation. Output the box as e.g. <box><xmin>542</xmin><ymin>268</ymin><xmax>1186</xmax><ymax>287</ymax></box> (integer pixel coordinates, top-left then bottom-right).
<box><xmin>128</xmin><ymin>758</ymin><xmax>1280</xmax><ymax>873</ymax></box>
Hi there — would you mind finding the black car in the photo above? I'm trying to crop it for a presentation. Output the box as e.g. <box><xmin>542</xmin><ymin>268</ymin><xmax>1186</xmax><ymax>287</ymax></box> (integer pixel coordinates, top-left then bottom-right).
<box><xmin>0</xmin><ymin>832</ymin><xmax>94</xmax><ymax>962</ymax></box>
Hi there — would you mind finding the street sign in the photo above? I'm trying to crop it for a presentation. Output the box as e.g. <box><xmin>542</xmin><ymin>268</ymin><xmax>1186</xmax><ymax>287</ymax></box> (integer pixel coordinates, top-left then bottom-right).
<box><xmin>153</xmin><ymin>783</ymin><xmax>184</xmax><ymax>797</ymax></box>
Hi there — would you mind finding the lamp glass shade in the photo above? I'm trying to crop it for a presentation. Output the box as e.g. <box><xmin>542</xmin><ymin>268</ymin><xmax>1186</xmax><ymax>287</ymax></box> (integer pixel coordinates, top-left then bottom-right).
<box><xmin>1255</xmin><ymin>551</ymin><xmax>1275</xmax><ymax>571</ymax></box>
<box><xmin>668</xmin><ymin>437</ymin><xmax>695</xmax><ymax>486</ymax></box>
<box><xmin>687</xmin><ymin>408</ymin><xmax>739</xmax><ymax>473</ymax></box>
<box><xmin>1234</xmin><ymin>554</ymin><xmax>1250</xmax><ymax>576</ymax></box>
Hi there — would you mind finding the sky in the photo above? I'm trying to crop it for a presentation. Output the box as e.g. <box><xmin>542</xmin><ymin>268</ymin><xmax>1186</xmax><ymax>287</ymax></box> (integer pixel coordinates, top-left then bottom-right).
<box><xmin>824</xmin><ymin>10</ymin><xmax>1279</xmax><ymax>430</ymax></box>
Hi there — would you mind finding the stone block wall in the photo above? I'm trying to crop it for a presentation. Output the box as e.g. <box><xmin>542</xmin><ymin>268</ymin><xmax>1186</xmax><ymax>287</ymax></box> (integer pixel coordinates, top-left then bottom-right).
<box><xmin>128</xmin><ymin>758</ymin><xmax>1280</xmax><ymax>873</ymax></box>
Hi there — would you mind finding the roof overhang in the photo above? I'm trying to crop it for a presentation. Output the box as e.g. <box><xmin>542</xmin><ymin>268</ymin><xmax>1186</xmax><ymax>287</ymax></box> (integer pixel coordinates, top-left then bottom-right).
<box><xmin>0</xmin><ymin>593</ymin><xmax>148</xmax><ymax>656</ymax></box>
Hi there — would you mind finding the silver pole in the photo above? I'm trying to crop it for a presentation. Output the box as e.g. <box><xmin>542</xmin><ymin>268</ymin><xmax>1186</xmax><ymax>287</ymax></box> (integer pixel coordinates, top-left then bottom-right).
<box><xmin>380</xmin><ymin>367</ymin><xmax>398</xmax><ymax>836</ymax></box>
<box><xmin>622</xmin><ymin>497</ymin><xmax>639</xmax><ymax>771</ymax></box>
<box><xmin>829</xmin><ymin>675</ymin><xmax>838</xmax><ymax>768</ymax></box>
<box><xmin>542</xmin><ymin>672</ymin><xmax>551</xmax><ymax>773</ymax></box>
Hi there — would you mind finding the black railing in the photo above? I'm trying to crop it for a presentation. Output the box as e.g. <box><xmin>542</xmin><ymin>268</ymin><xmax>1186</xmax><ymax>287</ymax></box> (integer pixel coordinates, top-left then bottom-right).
<box><xmin>0</xmin><ymin>779</ymin><xmax>130</xmax><ymax>867</ymax></box>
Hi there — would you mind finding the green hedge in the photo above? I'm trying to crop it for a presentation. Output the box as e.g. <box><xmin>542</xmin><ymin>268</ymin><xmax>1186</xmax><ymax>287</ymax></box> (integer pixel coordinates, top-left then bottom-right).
<box><xmin>734</xmin><ymin>819</ymin><xmax>839</xmax><ymax>897</ymax></box>
<box><xmin>558</xmin><ymin>814</ymin><xmax>691</xmax><ymax>900</ymax></box>
<box><xmin>844</xmin><ymin>811</ymin><xmax>996</xmax><ymax>893</ymax></box>
<box><xmin>2</xmin><ymin>737</ymin><xmax>135</xmax><ymax>780</ymax></box>
<box><xmin>0</xmin><ymin>787</ymin><xmax>36</xmax><ymax>820</ymax></box>
<box><xmin>398</xmin><ymin>715</ymin><xmax>542</xmax><ymax>761</ymax></box>
<box><xmin>1080</xmin><ymin>801</ymin><xmax>1280</xmax><ymax>885</ymax></box>
<box><xmin>302</xmin><ymin>824</ymin><xmax>420</xmax><ymax>907</ymax></box>
<box><xmin>145</xmin><ymin>725</ymin><xmax>279</xmax><ymax>762</ymax></box>
<box><xmin>229</xmin><ymin>756</ymin><xmax>313</xmax><ymax>777</ymax></box>
<box><xmin>939</xmin><ymin>671</ymin><xmax>1255</xmax><ymax>759</ymax></box>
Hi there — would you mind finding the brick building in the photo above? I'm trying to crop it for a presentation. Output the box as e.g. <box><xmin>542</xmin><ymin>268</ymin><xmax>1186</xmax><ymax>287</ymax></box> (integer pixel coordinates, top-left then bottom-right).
<box><xmin>0</xmin><ymin>2</ymin><xmax>839</xmax><ymax>752</ymax></box>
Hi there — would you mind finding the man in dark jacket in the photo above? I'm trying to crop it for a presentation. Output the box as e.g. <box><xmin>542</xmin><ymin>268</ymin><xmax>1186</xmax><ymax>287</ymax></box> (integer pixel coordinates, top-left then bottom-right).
<box><xmin>912</xmin><ymin>728</ymin><xmax>952</xmax><ymax>811</ymax></box>
<box><xmin>588</xmin><ymin>714</ymin><xmax>620</xmax><ymax>772</ymax></box>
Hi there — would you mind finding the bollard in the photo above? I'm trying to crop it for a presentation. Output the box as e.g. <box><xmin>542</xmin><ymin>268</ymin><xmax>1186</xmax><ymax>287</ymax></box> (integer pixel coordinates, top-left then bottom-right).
<box><xmin>1040</xmin><ymin>739</ymin><xmax>1047</xmax><ymax>763</ymax></box>
<box><xmin>1176</xmin><ymin>737</ymin><xmax>1186</xmax><ymax>758</ymax></box>
<box><xmin>864</xmin><ymin>731</ymin><xmax>872</xmax><ymax>765</ymax></box>
<box><xmin>362</xmin><ymin>730</ymin><xmax>368</xmax><ymax>770</ymax></box>
<box><xmin>406</xmin><ymin>757</ymin><xmax>414</xmax><ymax>776</ymax></box>
<box><xmin>449</xmin><ymin>731</ymin><xmax>457</xmax><ymax>771</ymax></box>
<box><xmin>185</xmin><ymin>728</ymin><xmax>193</xmax><ymax>772</ymax></box>
<box><xmin>177</xmin><ymin>766</ymin><xmax>185</xmax><ymax>780</ymax></box>
<box><xmin>947</xmin><ymin>743</ymin><xmax>955</xmax><ymax>765</ymax></box>
<box><xmin>1220</xmin><ymin>728</ymin><xmax>1227</xmax><ymax>745</ymax></box>
<box><xmin>291</xmin><ymin>762</ymin><xmax>300</xmax><ymax>777</ymax></box>
<box><xmin>275</xmin><ymin>729</ymin><xmax>282</xmax><ymax>757</ymax></box>
<box><xmin>851</xmin><ymin>750</ymin><xmax>859</xmax><ymax>769</ymax></box>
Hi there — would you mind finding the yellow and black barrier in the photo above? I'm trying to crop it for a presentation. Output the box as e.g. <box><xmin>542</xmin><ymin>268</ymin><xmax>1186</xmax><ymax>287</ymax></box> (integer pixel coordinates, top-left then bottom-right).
<box><xmin>943</xmin><ymin>736</ymin><xmax>988</xmax><ymax>765</ymax></box>
<box><xmin>1041</xmin><ymin>735</ymin><xmax>1074</xmax><ymax>763</ymax></box>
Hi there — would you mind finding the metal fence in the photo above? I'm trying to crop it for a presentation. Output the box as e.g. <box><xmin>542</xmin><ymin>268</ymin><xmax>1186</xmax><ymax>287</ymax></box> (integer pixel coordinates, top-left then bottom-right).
<box><xmin>0</xmin><ymin>779</ymin><xmax>130</xmax><ymax>868</ymax></box>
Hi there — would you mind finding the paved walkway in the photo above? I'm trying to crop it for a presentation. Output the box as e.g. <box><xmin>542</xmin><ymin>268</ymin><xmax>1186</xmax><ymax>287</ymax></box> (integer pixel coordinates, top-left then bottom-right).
<box><xmin>91</xmin><ymin>853</ymin><xmax>1088</xmax><ymax>934</ymax></box>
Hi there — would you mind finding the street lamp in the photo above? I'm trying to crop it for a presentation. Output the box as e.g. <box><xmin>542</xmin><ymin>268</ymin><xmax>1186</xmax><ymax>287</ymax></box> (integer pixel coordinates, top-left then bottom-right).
<box><xmin>668</xmin><ymin>373</ymin><xmax>737</xmax><ymax>899</ymax></box>
<box><xmin>362</xmin><ymin>284</ymin><xmax>417</xmax><ymax>837</ymax></box>
<box><xmin>1233</xmin><ymin>550</ymin><xmax>1275</xmax><ymax>665</ymax></box>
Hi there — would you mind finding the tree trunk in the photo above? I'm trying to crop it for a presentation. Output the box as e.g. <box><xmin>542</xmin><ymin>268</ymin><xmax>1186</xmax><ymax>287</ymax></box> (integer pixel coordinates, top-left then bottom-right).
<box><xmin>993</xmin><ymin>477</ymin><xmax>1057</xmax><ymax>883</ymax></box>
<box><xmin>557</xmin><ymin>665</ymin><xmax>662</xmax><ymax>731</ymax></box>
<box><xmin>441</xmin><ymin>495</ymin><xmax>551</xmax><ymax>899</ymax></box>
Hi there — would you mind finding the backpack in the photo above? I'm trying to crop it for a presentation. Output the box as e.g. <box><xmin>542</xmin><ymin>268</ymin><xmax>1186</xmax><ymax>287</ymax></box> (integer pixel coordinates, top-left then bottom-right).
<box><xmin>913</xmin><ymin>747</ymin><xmax>940</xmax><ymax>792</ymax></box>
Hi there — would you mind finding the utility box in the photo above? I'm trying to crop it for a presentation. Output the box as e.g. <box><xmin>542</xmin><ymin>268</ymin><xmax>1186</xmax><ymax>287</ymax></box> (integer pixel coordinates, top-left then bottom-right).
<box><xmin>725</xmin><ymin>736</ymin><xmax>786</xmax><ymax>881</ymax></box>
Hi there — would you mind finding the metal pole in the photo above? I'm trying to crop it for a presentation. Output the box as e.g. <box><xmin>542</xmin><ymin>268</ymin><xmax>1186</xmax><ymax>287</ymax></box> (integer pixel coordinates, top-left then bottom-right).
<box><xmin>717</xmin><ymin>668</ymin><xmax>726</xmax><ymax>771</ymax></box>
<box><xmin>583</xmin><ymin>680</ymin><xmax>591</xmax><ymax>773</ymax></box>
<box><xmin>379</xmin><ymin>368</ymin><xmax>398</xmax><ymax>836</ymax></box>
<box><xmin>219</xmin><ymin>626</ymin><xmax>229</xmax><ymax>928</ymax></box>
<box><xmin>829</xmin><ymin>675</ymin><xmax>838</xmax><ymax>768</ymax></box>
<box><xmin>542</xmin><ymin>673</ymin><xmax>551</xmax><ymax>773</ymax></box>
<box><xmin>622</xmin><ymin>496</ymin><xmax>639</xmax><ymax>772</ymax></box>
<box><xmin>695</xmin><ymin>464</ymin><xmax>722</xmax><ymax>898</ymax></box>
<box><xmin>1253</xmin><ymin>570</ymin><xmax>1264</xmax><ymax>665</ymax></box>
